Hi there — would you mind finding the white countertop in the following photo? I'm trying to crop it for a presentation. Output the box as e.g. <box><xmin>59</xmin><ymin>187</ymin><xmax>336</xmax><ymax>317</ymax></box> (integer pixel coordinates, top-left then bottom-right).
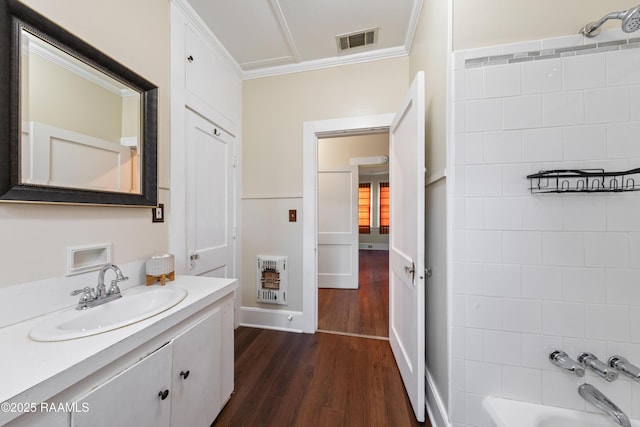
<box><xmin>0</xmin><ymin>275</ymin><xmax>237</xmax><ymax>425</ymax></box>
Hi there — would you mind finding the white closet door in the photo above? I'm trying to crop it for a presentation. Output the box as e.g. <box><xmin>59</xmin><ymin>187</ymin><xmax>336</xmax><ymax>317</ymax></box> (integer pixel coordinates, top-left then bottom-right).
<box><xmin>185</xmin><ymin>109</ymin><xmax>235</xmax><ymax>278</ymax></box>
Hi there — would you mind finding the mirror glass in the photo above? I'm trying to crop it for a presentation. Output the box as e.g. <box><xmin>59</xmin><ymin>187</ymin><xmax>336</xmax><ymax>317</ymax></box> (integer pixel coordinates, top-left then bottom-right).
<box><xmin>20</xmin><ymin>28</ymin><xmax>142</xmax><ymax>194</ymax></box>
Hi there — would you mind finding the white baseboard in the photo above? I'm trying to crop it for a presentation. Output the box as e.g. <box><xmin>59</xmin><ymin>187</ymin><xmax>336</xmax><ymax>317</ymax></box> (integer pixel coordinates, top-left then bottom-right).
<box><xmin>425</xmin><ymin>367</ymin><xmax>451</xmax><ymax>427</ymax></box>
<box><xmin>239</xmin><ymin>306</ymin><xmax>305</xmax><ymax>333</ymax></box>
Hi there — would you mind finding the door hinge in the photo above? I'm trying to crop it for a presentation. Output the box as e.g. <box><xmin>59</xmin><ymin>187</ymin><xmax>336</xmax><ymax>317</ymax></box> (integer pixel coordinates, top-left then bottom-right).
<box><xmin>232</xmin><ymin>154</ymin><xmax>237</xmax><ymax>168</ymax></box>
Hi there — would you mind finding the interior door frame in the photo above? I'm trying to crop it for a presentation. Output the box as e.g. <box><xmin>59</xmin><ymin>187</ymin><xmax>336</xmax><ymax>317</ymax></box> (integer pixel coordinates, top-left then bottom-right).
<box><xmin>302</xmin><ymin>114</ymin><xmax>394</xmax><ymax>333</ymax></box>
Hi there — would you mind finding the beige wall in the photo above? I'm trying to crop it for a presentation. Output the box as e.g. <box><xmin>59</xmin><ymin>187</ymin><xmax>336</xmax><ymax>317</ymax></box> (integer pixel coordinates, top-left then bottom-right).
<box><xmin>453</xmin><ymin>0</ymin><xmax>640</xmax><ymax>50</ymax></box>
<box><xmin>241</xmin><ymin>58</ymin><xmax>409</xmax><ymax>311</ymax></box>
<box><xmin>1</xmin><ymin>0</ymin><xmax>170</xmax><ymax>287</ymax></box>
<box><xmin>318</xmin><ymin>133</ymin><xmax>388</xmax><ymax>170</ymax></box>
<box><xmin>242</xmin><ymin>57</ymin><xmax>409</xmax><ymax>197</ymax></box>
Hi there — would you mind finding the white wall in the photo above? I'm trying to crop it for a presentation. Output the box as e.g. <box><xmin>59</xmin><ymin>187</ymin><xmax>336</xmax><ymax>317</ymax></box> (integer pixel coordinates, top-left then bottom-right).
<box><xmin>451</xmin><ymin>31</ymin><xmax>640</xmax><ymax>426</ymax></box>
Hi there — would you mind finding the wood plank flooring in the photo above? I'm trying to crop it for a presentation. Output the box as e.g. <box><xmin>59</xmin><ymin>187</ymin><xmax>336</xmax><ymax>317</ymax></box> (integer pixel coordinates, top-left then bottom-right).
<box><xmin>213</xmin><ymin>327</ymin><xmax>428</xmax><ymax>427</ymax></box>
<box><xmin>318</xmin><ymin>250</ymin><xmax>389</xmax><ymax>337</ymax></box>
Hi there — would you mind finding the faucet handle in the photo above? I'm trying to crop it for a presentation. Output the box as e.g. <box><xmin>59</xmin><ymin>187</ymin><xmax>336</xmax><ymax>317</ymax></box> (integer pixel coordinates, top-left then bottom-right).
<box><xmin>609</xmin><ymin>356</ymin><xmax>640</xmax><ymax>382</ymax></box>
<box><xmin>70</xmin><ymin>286</ymin><xmax>94</xmax><ymax>298</ymax></box>
<box><xmin>579</xmin><ymin>352</ymin><xmax>618</xmax><ymax>382</ymax></box>
<box><xmin>107</xmin><ymin>280</ymin><xmax>121</xmax><ymax>297</ymax></box>
<box><xmin>549</xmin><ymin>350</ymin><xmax>585</xmax><ymax>377</ymax></box>
<box><xmin>70</xmin><ymin>287</ymin><xmax>96</xmax><ymax>309</ymax></box>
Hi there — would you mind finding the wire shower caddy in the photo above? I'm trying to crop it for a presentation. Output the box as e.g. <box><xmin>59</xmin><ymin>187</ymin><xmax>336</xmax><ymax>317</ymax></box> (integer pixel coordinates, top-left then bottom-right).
<box><xmin>527</xmin><ymin>168</ymin><xmax>640</xmax><ymax>194</ymax></box>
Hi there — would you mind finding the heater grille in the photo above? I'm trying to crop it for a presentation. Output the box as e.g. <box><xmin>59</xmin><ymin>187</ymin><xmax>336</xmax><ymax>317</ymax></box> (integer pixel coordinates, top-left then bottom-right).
<box><xmin>256</xmin><ymin>255</ymin><xmax>288</xmax><ymax>305</ymax></box>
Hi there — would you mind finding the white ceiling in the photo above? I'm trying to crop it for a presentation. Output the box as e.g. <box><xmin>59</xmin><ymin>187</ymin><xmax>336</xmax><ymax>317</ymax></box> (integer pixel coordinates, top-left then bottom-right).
<box><xmin>184</xmin><ymin>0</ymin><xmax>423</xmax><ymax>78</ymax></box>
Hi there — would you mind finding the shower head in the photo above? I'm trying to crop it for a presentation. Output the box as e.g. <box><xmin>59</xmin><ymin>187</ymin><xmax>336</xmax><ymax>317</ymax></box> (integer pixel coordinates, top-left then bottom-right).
<box><xmin>580</xmin><ymin>4</ymin><xmax>640</xmax><ymax>37</ymax></box>
<box><xmin>621</xmin><ymin>5</ymin><xmax>640</xmax><ymax>33</ymax></box>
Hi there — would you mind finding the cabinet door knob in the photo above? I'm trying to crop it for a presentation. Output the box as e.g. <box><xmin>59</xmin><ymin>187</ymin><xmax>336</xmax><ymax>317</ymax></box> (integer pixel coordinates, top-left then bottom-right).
<box><xmin>180</xmin><ymin>370</ymin><xmax>190</xmax><ymax>380</ymax></box>
<box><xmin>158</xmin><ymin>389</ymin><xmax>170</xmax><ymax>400</ymax></box>
<box><xmin>187</xmin><ymin>55</ymin><xmax>194</xmax><ymax>63</ymax></box>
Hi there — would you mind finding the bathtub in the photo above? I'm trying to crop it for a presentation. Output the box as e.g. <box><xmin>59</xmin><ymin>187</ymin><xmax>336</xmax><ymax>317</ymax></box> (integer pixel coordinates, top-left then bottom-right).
<box><xmin>483</xmin><ymin>396</ymin><xmax>640</xmax><ymax>427</ymax></box>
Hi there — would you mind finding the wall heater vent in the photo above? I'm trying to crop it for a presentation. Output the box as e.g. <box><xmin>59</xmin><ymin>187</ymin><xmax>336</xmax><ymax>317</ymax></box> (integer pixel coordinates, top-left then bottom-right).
<box><xmin>256</xmin><ymin>255</ymin><xmax>288</xmax><ymax>305</ymax></box>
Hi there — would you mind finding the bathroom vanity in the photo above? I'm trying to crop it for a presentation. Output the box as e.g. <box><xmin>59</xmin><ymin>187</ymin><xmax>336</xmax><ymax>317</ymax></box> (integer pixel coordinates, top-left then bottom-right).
<box><xmin>0</xmin><ymin>276</ymin><xmax>237</xmax><ymax>427</ymax></box>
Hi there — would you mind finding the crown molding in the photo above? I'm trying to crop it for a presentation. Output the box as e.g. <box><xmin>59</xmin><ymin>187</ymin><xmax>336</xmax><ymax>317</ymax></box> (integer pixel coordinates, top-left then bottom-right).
<box><xmin>241</xmin><ymin>45</ymin><xmax>408</xmax><ymax>80</ymax></box>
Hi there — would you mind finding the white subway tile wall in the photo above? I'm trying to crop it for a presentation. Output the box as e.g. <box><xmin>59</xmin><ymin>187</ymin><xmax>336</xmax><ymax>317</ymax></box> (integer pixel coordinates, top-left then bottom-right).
<box><xmin>452</xmin><ymin>32</ymin><xmax>640</xmax><ymax>426</ymax></box>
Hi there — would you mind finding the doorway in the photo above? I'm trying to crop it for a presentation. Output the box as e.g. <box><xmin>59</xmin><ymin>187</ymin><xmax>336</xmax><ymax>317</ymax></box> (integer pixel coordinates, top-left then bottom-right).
<box><xmin>302</xmin><ymin>72</ymin><xmax>426</xmax><ymax>422</ymax></box>
<box><xmin>300</xmin><ymin>113</ymin><xmax>394</xmax><ymax>334</ymax></box>
<box><xmin>316</xmin><ymin>133</ymin><xmax>390</xmax><ymax>338</ymax></box>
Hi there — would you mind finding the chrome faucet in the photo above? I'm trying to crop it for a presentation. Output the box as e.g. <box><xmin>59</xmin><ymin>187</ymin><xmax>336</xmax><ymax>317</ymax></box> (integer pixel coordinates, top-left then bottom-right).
<box><xmin>70</xmin><ymin>263</ymin><xmax>129</xmax><ymax>310</ymax></box>
<box><xmin>578</xmin><ymin>352</ymin><xmax>618</xmax><ymax>382</ymax></box>
<box><xmin>97</xmin><ymin>263</ymin><xmax>128</xmax><ymax>298</ymax></box>
<box><xmin>578</xmin><ymin>383</ymin><xmax>631</xmax><ymax>427</ymax></box>
<box><xmin>609</xmin><ymin>356</ymin><xmax>640</xmax><ymax>382</ymax></box>
<box><xmin>549</xmin><ymin>350</ymin><xmax>585</xmax><ymax>377</ymax></box>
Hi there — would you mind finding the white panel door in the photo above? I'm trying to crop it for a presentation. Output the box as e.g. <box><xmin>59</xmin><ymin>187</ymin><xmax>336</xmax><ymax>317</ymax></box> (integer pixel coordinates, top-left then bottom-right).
<box><xmin>317</xmin><ymin>166</ymin><xmax>359</xmax><ymax>289</ymax></box>
<box><xmin>185</xmin><ymin>109</ymin><xmax>235</xmax><ymax>278</ymax></box>
<box><xmin>389</xmin><ymin>72</ymin><xmax>426</xmax><ymax>422</ymax></box>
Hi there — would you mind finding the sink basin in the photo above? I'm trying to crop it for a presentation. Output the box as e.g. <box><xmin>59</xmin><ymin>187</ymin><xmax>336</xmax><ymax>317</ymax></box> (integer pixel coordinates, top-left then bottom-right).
<box><xmin>29</xmin><ymin>286</ymin><xmax>187</xmax><ymax>342</ymax></box>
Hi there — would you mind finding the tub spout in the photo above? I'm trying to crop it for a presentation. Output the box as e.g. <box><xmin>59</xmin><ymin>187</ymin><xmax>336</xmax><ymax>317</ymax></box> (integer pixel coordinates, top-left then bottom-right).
<box><xmin>578</xmin><ymin>383</ymin><xmax>630</xmax><ymax>427</ymax></box>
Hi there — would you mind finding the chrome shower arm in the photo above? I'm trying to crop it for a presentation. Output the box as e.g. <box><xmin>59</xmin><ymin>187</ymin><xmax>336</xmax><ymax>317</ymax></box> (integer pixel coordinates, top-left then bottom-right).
<box><xmin>581</xmin><ymin>11</ymin><xmax>625</xmax><ymax>37</ymax></box>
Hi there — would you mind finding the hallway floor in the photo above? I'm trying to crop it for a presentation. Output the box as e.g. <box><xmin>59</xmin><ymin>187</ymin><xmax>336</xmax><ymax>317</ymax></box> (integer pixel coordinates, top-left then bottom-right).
<box><xmin>318</xmin><ymin>250</ymin><xmax>389</xmax><ymax>338</ymax></box>
<box><xmin>212</xmin><ymin>327</ymin><xmax>428</xmax><ymax>427</ymax></box>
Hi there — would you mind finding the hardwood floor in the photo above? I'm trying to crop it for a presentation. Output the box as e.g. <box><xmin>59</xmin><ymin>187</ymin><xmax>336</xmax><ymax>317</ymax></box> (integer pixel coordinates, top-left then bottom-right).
<box><xmin>318</xmin><ymin>250</ymin><xmax>389</xmax><ymax>337</ymax></box>
<box><xmin>213</xmin><ymin>327</ymin><xmax>428</xmax><ymax>427</ymax></box>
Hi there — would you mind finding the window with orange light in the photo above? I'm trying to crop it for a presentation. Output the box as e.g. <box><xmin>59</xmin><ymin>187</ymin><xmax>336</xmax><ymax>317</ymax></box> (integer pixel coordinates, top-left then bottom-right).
<box><xmin>379</xmin><ymin>182</ymin><xmax>389</xmax><ymax>234</ymax></box>
<box><xmin>358</xmin><ymin>183</ymin><xmax>371</xmax><ymax>234</ymax></box>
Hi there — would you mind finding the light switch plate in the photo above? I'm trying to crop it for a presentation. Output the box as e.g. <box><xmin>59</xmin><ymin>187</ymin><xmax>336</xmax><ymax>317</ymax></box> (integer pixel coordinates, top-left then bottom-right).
<box><xmin>152</xmin><ymin>203</ymin><xmax>165</xmax><ymax>223</ymax></box>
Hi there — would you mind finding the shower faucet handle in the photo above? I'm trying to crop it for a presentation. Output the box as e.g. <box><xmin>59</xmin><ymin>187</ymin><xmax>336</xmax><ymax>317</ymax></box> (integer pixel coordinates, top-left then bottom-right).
<box><xmin>609</xmin><ymin>356</ymin><xmax>640</xmax><ymax>382</ymax></box>
<box><xmin>549</xmin><ymin>350</ymin><xmax>585</xmax><ymax>377</ymax></box>
<box><xmin>579</xmin><ymin>352</ymin><xmax>618</xmax><ymax>382</ymax></box>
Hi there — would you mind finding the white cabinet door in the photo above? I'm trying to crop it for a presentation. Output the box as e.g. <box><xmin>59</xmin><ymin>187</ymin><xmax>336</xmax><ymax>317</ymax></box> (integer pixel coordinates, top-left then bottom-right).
<box><xmin>71</xmin><ymin>344</ymin><xmax>172</xmax><ymax>427</ymax></box>
<box><xmin>170</xmin><ymin>308</ymin><xmax>223</xmax><ymax>427</ymax></box>
<box><xmin>185</xmin><ymin>109</ymin><xmax>235</xmax><ymax>279</ymax></box>
<box><xmin>184</xmin><ymin>26</ymin><xmax>241</xmax><ymax>130</ymax></box>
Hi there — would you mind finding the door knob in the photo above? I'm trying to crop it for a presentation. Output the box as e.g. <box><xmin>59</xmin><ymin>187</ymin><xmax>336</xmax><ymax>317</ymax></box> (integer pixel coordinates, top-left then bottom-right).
<box><xmin>404</xmin><ymin>262</ymin><xmax>416</xmax><ymax>282</ymax></box>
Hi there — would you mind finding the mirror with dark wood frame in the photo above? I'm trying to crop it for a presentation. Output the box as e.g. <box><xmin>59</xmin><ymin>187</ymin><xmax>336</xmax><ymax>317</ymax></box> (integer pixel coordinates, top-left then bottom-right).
<box><xmin>0</xmin><ymin>0</ymin><xmax>157</xmax><ymax>206</ymax></box>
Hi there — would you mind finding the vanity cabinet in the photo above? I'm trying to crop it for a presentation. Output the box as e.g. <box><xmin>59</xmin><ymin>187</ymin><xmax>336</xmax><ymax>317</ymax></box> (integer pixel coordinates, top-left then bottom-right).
<box><xmin>71</xmin><ymin>304</ymin><xmax>231</xmax><ymax>427</ymax></box>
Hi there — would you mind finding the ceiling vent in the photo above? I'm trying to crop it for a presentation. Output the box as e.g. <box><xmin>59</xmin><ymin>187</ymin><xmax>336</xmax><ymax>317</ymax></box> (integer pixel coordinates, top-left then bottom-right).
<box><xmin>336</xmin><ymin>28</ymin><xmax>377</xmax><ymax>53</ymax></box>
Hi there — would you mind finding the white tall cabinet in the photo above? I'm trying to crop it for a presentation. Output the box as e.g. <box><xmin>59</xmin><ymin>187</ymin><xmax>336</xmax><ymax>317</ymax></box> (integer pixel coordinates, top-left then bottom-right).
<box><xmin>169</xmin><ymin>0</ymin><xmax>242</xmax><ymax>299</ymax></box>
